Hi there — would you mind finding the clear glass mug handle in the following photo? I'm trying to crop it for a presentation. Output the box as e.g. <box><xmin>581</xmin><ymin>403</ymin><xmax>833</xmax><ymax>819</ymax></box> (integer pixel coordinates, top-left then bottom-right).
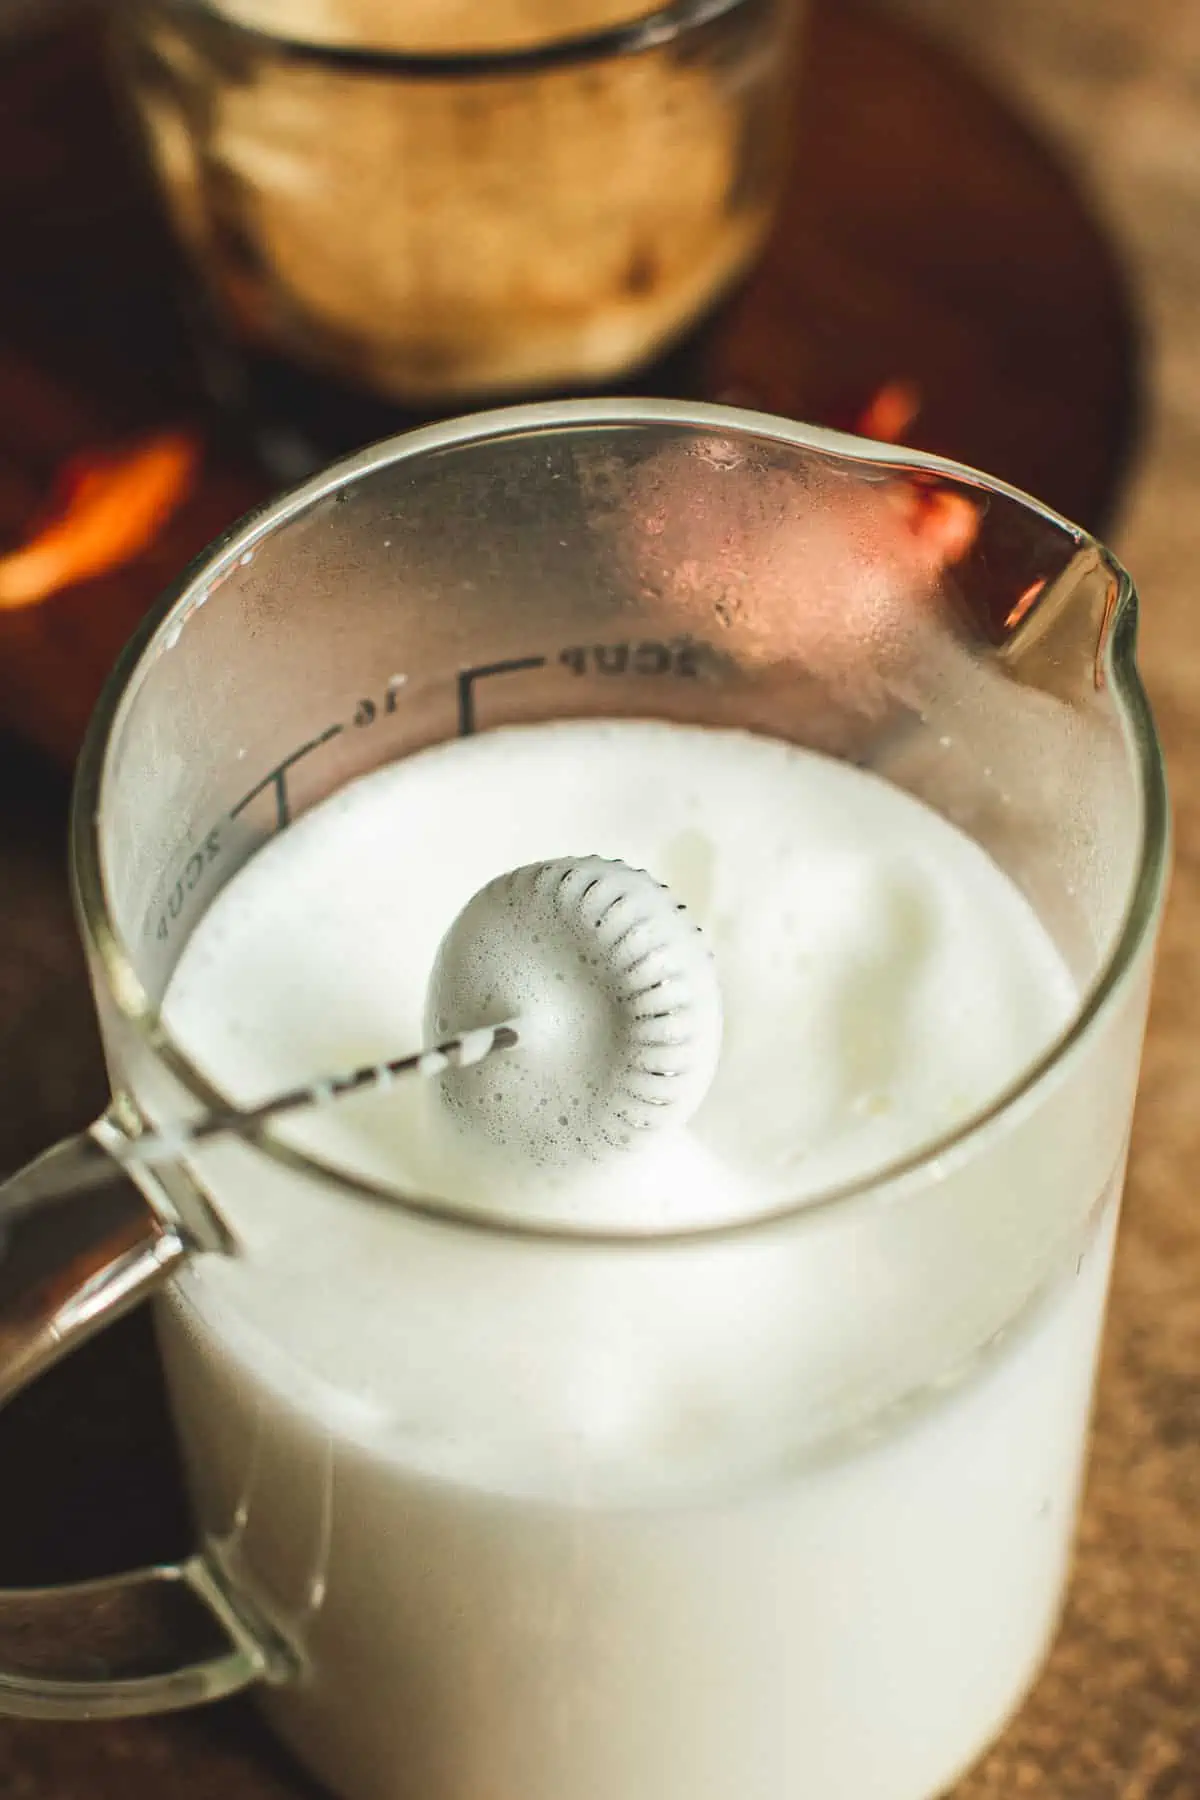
<box><xmin>0</xmin><ymin>1113</ymin><xmax>294</xmax><ymax>1718</ymax></box>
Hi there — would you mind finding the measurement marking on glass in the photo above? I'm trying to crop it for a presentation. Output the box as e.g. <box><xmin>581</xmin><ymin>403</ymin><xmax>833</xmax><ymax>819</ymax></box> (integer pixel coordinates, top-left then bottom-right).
<box><xmin>559</xmin><ymin>640</ymin><xmax>709</xmax><ymax>679</ymax></box>
<box><xmin>145</xmin><ymin>640</ymin><xmax>721</xmax><ymax>946</ymax></box>
<box><xmin>230</xmin><ymin>722</ymin><xmax>346</xmax><ymax>831</ymax></box>
<box><xmin>457</xmin><ymin>657</ymin><xmax>547</xmax><ymax>737</ymax></box>
<box><xmin>154</xmin><ymin>828</ymin><xmax>223</xmax><ymax>942</ymax></box>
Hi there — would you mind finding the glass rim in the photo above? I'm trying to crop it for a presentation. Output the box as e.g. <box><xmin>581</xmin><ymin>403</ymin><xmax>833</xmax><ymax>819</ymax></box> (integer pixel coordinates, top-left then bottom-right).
<box><xmin>148</xmin><ymin>0</ymin><xmax>762</xmax><ymax>78</ymax></box>
<box><xmin>70</xmin><ymin>398</ymin><xmax>1170</xmax><ymax>1249</ymax></box>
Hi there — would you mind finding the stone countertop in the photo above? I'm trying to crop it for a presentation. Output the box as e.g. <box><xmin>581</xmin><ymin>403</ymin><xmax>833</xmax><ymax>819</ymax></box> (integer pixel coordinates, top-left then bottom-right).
<box><xmin>0</xmin><ymin>1</ymin><xmax>1196</xmax><ymax>1797</ymax></box>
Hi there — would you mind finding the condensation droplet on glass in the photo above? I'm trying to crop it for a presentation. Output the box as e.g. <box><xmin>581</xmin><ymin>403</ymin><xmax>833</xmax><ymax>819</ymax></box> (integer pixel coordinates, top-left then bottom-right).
<box><xmin>692</xmin><ymin>437</ymin><xmax>744</xmax><ymax>472</ymax></box>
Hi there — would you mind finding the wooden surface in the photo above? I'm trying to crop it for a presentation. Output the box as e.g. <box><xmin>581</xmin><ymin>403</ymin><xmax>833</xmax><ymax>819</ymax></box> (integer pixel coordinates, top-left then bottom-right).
<box><xmin>0</xmin><ymin>5</ymin><xmax>1185</xmax><ymax>1800</ymax></box>
<box><xmin>872</xmin><ymin>11</ymin><xmax>1200</xmax><ymax>1794</ymax></box>
<box><xmin>0</xmin><ymin>0</ymin><xmax>1138</xmax><ymax>764</ymax></box>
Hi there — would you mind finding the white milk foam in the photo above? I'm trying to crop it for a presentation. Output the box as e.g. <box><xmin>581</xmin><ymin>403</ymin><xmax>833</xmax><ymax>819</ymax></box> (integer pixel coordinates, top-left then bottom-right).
<box><xmin>155</xmin><ymin>721</ymin><xmax>1111</xmax><ymax>1800</ymax></box>
<box><xmin>165</xmin><ymin>719</ymin><xmax>1075</xmax><ymax>1228</ymax></box>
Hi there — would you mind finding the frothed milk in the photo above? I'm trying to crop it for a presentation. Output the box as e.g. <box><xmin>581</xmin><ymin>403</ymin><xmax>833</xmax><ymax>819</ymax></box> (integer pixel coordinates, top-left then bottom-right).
<box><xmin>159</xmin><ymin>719</ymin><xmax>1114</xmax><ymax>1800</ymax></box>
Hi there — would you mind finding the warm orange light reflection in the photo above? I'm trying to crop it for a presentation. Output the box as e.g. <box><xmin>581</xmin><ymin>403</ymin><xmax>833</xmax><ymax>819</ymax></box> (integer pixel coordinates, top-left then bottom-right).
<box><xmin>0</xmin><ymin>431</ymin><xmax>199</xmax><ymax>610</ymax></box>
<box><xmin>888</xmin><ymin>482</ymin><xmax>981</xmax><ymax>566</ymax></box>
<box><xmin>855</xmin><ymin>380</ymin><xmax>922</xmax><ymax>445</ymax></box>
<box><xmin>1004</xmin><ymin>577</ymin><xmax>1046</xmax><ymax>631</ymax></box>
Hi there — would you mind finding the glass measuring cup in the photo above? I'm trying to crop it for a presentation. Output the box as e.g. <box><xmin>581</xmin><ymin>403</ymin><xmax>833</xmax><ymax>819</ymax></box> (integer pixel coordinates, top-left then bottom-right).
<box><xmin>0</xmin><ymin>401</ymin><xmax>1168</xmax><ymax>1800</ymax></box>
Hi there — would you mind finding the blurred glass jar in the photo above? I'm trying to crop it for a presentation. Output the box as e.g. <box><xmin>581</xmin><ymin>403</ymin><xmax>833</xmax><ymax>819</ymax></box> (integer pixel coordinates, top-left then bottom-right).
<box><xmin>116</xmin><ymin>0</ymin><xmax>802</xmax><ymax>408</ymax></box>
